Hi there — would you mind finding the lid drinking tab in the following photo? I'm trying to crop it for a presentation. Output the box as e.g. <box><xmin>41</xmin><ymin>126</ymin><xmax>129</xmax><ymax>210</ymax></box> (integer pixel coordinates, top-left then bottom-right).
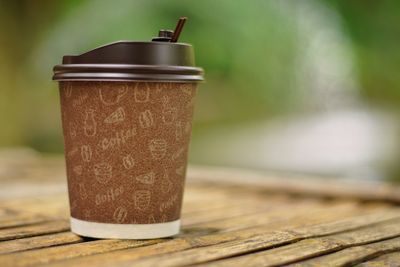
<box><xmin>53</xmin><ymin>17</ymin><xmax>203</xmax><ymax>82</ymax></box>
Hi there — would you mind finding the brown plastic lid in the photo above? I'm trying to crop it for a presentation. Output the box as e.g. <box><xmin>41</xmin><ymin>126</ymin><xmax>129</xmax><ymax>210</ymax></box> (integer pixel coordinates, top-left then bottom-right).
<box><xmin>53</xmin><ymin>17</ymin><xmax>204</xmax><ymax>82</ymax></box>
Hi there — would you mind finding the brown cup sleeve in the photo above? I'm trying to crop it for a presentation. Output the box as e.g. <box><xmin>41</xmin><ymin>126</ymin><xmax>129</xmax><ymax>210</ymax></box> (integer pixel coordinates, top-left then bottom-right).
<box><xmin>59</xmin><ymin>81</ymin><xmax>197</xmax><ymax>224</ymax></box>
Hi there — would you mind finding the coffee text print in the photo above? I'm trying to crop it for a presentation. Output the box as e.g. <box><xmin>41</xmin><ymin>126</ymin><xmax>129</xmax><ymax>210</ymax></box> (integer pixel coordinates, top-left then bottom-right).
<box><xmin>104</xmin><ymin>107</ymin><xmax>125</xmax><ymax>124</ymax></box>
<box><xmin>134</xmin><ymin>190</ymin><xmax>151</xmax><ymax>210</ymax></box>
<box><xmin>101</xmin><ymin>128</ymin><xmax>136</xmax><ymax>151</ymax></box>
<box><xmin>94</xmin><ymin>163</ymin><xmax>113</xmax><ymax>184</ymax></box>
<box><xmin>78</xmin><ymin>183</ymin><xmax>88</xmax><ymax>200</ymax></box>
<box><xmin>113</xmin><ymin>206</ymin><xmax>128</xmax><ymax>223</ymax></box>
<box><xmin>161</xmin><ymin>169</ymin><xmax>172</xmax><ymax>194</ymax></box>
<box><xmin>81</xmin><ymin>145</ymin><xmax>92</xmax><ymax>162</ymax></box>
<box><xmin>149</xmin><ymin>139</ymin><xmax>167</xmax><ymax>160</ymax></box>
<box><xmin>83</xmin><ymin>109</ymin><xmax>97</xmax><ymax>137</ymax></box>
<box><xmin>72</xmin><ymin>92</ymin><xmax>88</xmax><ymax>107</ymax></box>
<box><xmin>139</xmin><ymin>110</ymin><xmax>154</xmax><ymax>128</ymax></box>
<box><xmin>95</xmin><ymin>186</ymin><xmax>124</xmax><ymax>205</ymax></box>
<box><xmin>134</xmin><ymin>83</ymin><xmax>150</xmax><ymax>103</ymax></box>
<box><xmin>122</xmin><ymin>154</ymin><xmax>135</xmax><ymax>170</ymax></box>
<box><xmin>135</xmin><ymin>171</ymin><xmax>155</xmax><ymax>185</ymax></box>
<box><xmin>99</xmin><ymin>84</ymin><xmax>128</xmax><ymax>105</ymax></box>
<box><xmin>159</xmin><ymin>193</ymin><xmax>178</xmax><ymax>212</ymax></box>
<box><xmin>162</xmin><ymin>96</ymin><xmax>177</xmax><ymax>125</ymax></box>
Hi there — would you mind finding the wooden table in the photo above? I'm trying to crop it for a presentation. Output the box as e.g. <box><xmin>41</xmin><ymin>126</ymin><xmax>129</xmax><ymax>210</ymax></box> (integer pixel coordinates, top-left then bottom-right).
<box><xmin>1</xmin><ymin>149</ymin><xmax>400</xmax><ymax>266</ymax></box>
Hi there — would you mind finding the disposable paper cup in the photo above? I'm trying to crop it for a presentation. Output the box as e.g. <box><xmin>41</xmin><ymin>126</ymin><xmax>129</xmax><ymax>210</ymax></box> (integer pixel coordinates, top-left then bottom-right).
<box><xmin>59</xmin><ymin>81</ymin><xmax>197</xmax><ymax>239</ymax></box>
<box><xmin>53</xmin><ymin>19</ymin><xmax>203</xmax><ymax>239</ymax></box>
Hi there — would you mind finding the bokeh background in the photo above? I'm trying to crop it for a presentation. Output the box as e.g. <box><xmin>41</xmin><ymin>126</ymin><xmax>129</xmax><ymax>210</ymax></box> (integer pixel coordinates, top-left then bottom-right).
<box><xmin>1</xmin><ymin>0</ymin><xmax>399</xmax><ymax>181</ymax></box>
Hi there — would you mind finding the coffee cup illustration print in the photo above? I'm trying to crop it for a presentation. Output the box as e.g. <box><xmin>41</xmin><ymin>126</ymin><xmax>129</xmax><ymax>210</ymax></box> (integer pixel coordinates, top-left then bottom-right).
<box><xmin>81</xmin><ymin>145</ymin><xmax>92</xmax><ymax>162</ymax></box>
<box><xmin>149</xmin><ymin>139</ymin><xmax>167</xmax><ymax>160</ymax></box>
<box><xmin>161</xmin><ymin>96</ymin><xmax>177</xmax><ymax>125</ymax></box>
<box><xmin>99</xmin><ymin>84</ymin><xmax>128</xmax><ymax>106</ymax></box>
<box><xmin>94</xmin><ymin>163</ymin><xmax>113</xmax><ymax>184</ymax></box>
<box><xmin>139</xmin><ymin>110</ymin><xmax>154</xmax><ymax>128</ymax></box>
<box><xmin>134</xmin><ymin>190</ymin><xmax>151</xmax><ymax>211</ymax></box>
<box><xmin>104</xmin><ymin>107</ymin><xmax>125</xmax><ymax>124</ymax></box>
<box><xmin>83</xmin><ymin>109</ymin><xmax>97</xmax><ymax>137</ymax></box>
<box><xmin>134</xmin><ymin>83</ymin><xmax>150</xmax><ymax>103</ymax></box>
<box><xmin>135</xmin><ymin>171</ymin><xmax>155</xmax><ymax>185</ymax></box>
<box><xmin>113</xmin><ymin>206</ymin><xmax>128</xmax><ymax>223</ymax></box>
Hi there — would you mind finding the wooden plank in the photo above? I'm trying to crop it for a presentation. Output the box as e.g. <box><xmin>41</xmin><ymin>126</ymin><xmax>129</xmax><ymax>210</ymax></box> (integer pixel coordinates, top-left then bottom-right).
<box><xmin>39</xmin><ymin>203</ymin><xmax>376</xmax><ymax>267</ymax></box>
<box><xmin>0</xmin><ymin>213</ymin><xmax>54</xmax><ymax>229</ymax></box>
<box><xmin>198</xmin><ymin>218</ymin><xmax>400</xmax><ymax>267</ymax></box>
<box><xmin>293</xmin><ymin>237</ymin><xmax>400</xmax><ymax>266</ymax></box>
<box><xmin>0</xmin><ymin>239</ymin><xmax>159</xmax><ymax>267</ymax></box>
<box><xmin>356</xmin><ymin>251</ymin><xmax>400</xmax><ymax>266</ymax></box>
<box><xmin>187</xmin><ymin>166</ymin><xmax>400</xmax><ymax>203</ymax></box>
<box><xmin>0</xmin><ymin>198</ymin><xmax>334</xmax><ymax>267</ymax></box>
<box><xmin>105</xmin><ymin>210</ymin><xmax>400</xmax><ymax>267</ymax></box>
<box><xmin>0</xmin><ymin>220</ymin><xmax>70</xmax><ymax>241</ymax></box>
<box><xmin>0</xmin><ymin>232</ymin><xmax>83</xmax><ymax>254</ymax></box>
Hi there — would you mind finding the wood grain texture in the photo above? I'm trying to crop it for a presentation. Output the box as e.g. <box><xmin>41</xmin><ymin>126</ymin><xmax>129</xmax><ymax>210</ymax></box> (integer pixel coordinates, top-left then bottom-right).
<box><xmin>0</xmin><ymin>220</ymin><xmax>70</xmax><ymax>241</ymax></box>
<box><xmin>356</xmin><ymin>251</ymin><xmax>400</xmax><ymax>267</ymax></box>
<box><xmin>1</xmin><ymin>152</ymin><xmax>400</xmax><ymax>267</ymax></box>
<box><xmin>201</xmin><ymin>219</ymin><xmax>400</xmax><ymax>267</ymax></box>
<box><xmin>292</xmin><ymin>237</ymin><xmax>400</xmax><ymax>267</ymax></box>
<box><xmin>40</xmin><ymin>203</ymin><xmax>385</xmax><ymax>267</ymax></box>
<box><xmin>0</xmin><ymin>232</ymin><xmax>83</xmax><ymax>254</ymax></box>
<box><xmin>103</xmin><ymin>211</ymin><xmax>400</xmax><ymax>267</ymax></box>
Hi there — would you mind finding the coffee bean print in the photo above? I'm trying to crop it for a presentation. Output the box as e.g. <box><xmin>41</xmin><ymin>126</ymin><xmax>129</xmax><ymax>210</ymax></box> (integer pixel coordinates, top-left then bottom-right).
<box><xmin>122</xmin><ymin>154</ymin><xmax>135</xmax><ymax>170</ymax></box>
<box><xmin>80</xmin><ymin>145</ymin><xmax>92</xmax><ymax>162</ymax></box>
<box><xmin>113</xmin><ymin>206</ymin><xmax>128</xmax><ymax>223</ymax></box>
<box><xmin>135</xmin><ymin>171</ymin><xmax>155</xmax><ymax>185</ymax></box>
<box><xmin>139</xmin><ymin>109</ymin><xmax>154</xmax><ymax>128</ymax></box>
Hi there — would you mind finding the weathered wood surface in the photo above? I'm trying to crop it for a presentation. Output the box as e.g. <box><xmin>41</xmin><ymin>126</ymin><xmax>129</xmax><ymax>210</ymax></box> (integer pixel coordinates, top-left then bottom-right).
<box><xmin>1</xmin><ymin>149</ymin><xmax>400</xmax><ymax>266</ymax></box>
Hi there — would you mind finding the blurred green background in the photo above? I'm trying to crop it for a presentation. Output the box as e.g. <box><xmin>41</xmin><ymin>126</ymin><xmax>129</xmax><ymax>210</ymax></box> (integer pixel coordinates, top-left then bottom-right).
<box><xmin>0</xmin><ymin>0</ymin><xmax>399</xmax><ymax>181</ymax></box>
